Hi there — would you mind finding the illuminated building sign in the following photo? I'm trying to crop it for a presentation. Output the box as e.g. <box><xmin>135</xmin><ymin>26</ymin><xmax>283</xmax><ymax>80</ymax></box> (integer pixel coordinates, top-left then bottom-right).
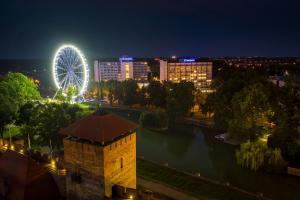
<box><xmin>120</xmin><ymin>57</ymin><xmax>133</xmax><ymax>62</ymax></box>
<box><xmin>179</xmin><ymin>58</ymin><xmax>195</xmax><ymax>62</ymax></box>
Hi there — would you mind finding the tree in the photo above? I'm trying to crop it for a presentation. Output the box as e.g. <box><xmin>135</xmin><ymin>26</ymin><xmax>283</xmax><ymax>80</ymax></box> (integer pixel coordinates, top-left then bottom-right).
<box><xmin>202</xmin><ymin>69</ymin><xmax>276</xmax><ymax>131</ymax></box>
<box><xmin>228</xmin><ymin>83</ymin><xmax>273</xmax><ymax>142</ymax></box>
<box><xmin>194</xmin><ymin>89</ymin><xmax>207</xmax><ymax>112</ymax></box>
<box><xmin>106</xmin><ymin>80</ymin><xmax>119</xmax><ymax>105</ymax></box>
<box><xmin>122</xmin><ymin>80</ymin><xmax>138</xmax><ymax>105</ymax></box>
<box><xmin>202</xmin><ymin>72</ymin><xmax>248</xmax><ymax>130</ymax></box>
<box><xmin>166</xmin><ymin>81</ymin><xmax>195</xmax><ymax>121</ymax></box>
<box><xmin>106</xmin><ymin>80</ymin><xmax>123</xmax><ymax>104</ymax></box>
<box><xmin>20</xmin><ymin>102</ymin><xmax>93</xmax><ymax>149</ymax></box>
<box><xmin>137</xmin><ymin>86</ymin><xmax>147</xmax><ymax>106</ymax></box>
<box><xmin>0</xmin><ymin>72</ymin><xmax>40</xmax><ymax>137</ymax></box>
<box><xmin>56</xmin><ymin>86</ymin><xmax>79</xmax><ymax>103</ymax></box>
<box><xmin>236</xmin><ymin>141</ymin><xmax>266</xmax><ymax>171</ymax></box>
<box><xmin>21</xmin><ymin>103</ymin><xmax>71</xmax><ymax>149</ymax></box>
<box><xmin>17</xmin><ymin>101</ymin><xmax>40</xmax><ymax>125</ymax></box>
<box><xmin>0</xmin><ymin>93</ymin><xmax>17</xmax><ymax>138</ymax></box>
<box><xmin>0</xmin><ymin>72</ymin><xmax>40</xmax><ymax>107</ymax></box>
<box><xmin>139</xmin><ymin>110</ymin><xmax>168</xmax><ymax>130</ymax></box>
<box><xmin>268</xmin><ymin>80</ymin><xmax>300</xmax><ymax>160</ymax></box>
<box><xmin>55</xmin><ymin>89</ymin><xmax>65</xmax><ymax>102</ymax></box>
<box><xmin>147</xmin><ymin>81</ymin><xmax>166</xmax><ymax>108</ymax></box>
<box><xmin>236</xmin><ymin>141</ymin><xmax>285</xmax><ymax>171</ymax></box>
<box><xmin>147</xmin><ymin>81</ymin><xmax>167</xmax><ymax>108</ymax></box>
<box><xmin>65</xmin><ymin>86</ymin><xmax>79</xmax><ymax>103</ymax></box>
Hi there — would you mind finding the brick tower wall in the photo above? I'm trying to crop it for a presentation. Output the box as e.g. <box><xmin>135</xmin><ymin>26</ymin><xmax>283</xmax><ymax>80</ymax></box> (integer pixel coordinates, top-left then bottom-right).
<box><xmin>103</xmin><ymin>132</ymin><xmax>137</xmax><ymax>197</ymax></box>
<box><xmin>63</xmin><ymin>139</ymin><xmax>105</xmax><ymax>200</ymax></box>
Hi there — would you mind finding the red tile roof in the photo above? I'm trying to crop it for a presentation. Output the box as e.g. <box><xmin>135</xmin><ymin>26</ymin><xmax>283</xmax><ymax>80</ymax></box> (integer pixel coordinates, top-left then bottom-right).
<box><xmin>0</xmin><ymin>150</ymin><xmax>61</xmax><ymax>200</ymax></box>
<box><xmin>60</xmin><ymin>110</ymin><xmax>138</xmax><ymax>144</ymax></box>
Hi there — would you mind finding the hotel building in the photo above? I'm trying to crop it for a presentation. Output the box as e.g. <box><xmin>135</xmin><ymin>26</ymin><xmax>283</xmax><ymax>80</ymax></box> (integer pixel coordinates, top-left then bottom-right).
<box><xmin>94</xmin><ymin>60</ymin><xmax>121</xmax><ymax>82</ymax></box>
<box><xmin>94</xmin><ymin>57</ymin><xmax>150</xmax><ymax>82</ymax></box>
<box><xmin>160</xmin><ymin>58</ymin><xmax>213</xmax><ymax>91</ymax></box>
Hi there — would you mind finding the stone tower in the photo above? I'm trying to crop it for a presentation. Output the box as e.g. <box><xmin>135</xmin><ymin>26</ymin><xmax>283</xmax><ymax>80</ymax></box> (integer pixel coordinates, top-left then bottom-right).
<box><xmin>60</xmin><ymin>110</ymin><xmax>138</xmax><ymax>200</ymax></box>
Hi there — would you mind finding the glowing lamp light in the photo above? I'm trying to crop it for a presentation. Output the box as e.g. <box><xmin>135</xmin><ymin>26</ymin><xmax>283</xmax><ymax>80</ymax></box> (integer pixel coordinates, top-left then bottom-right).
<box><xmin>51</xmin><ymin>159</ymin><xmax>56</xmax><ymax>169</ymax></box>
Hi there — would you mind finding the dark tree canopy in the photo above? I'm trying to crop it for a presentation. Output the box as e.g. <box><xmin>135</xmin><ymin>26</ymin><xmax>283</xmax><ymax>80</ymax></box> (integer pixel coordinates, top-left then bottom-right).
<box><xmin>147</xmin><ymin>81</ymin><xmax>167</xmax><ymax>108</ymax></box>
<box><xmin>166</xmin><ymin>81</ymin><xmax>195</xmax><ymax>121</ymax></box>
<box><xmin>0</xmin><ymin>72</ymin><xmax>40</xmax><ymax>137</ymax></box>
<box><xmin>0</xmin><ymin>72</ymin><xmax>40</xmax><ymax>107</ymax></box>
<box><xmin>268</xmin><ymin>80</ymin><xmax>300</xmax><ymax>161</ymax></box>
<box><xmin>229</xmin><ymin>83</ymin><xmax>273</xmax><ymax>141</ymax></box>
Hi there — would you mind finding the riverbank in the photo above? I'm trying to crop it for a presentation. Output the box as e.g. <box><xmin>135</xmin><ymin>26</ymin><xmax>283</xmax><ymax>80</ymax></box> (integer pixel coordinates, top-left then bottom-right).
<box><xmin>105</xmin><ymin>106</ymin><xmax>300</xmax><ymax>200</ymax></box>
<box><xmin>137</xmin><ymin>158</ymin><xmax>270</xmax><ymax>200</ymax></box>
<box><xmin>138</xmin><ymin>178</ymin><xmax>199</xmax><ymax>200</ymax></box>
<box><xmin>102</xmin><ymin>104</ymin><xmax>216</xmax><ymax>130</ymax></box>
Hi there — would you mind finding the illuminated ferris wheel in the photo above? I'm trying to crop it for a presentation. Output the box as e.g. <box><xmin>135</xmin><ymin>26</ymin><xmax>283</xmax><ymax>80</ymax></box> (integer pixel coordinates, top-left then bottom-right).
<box><xmin>52</xmin><ymin>45</ymin><xmax>89</xmax><ymax>99</ymax></box>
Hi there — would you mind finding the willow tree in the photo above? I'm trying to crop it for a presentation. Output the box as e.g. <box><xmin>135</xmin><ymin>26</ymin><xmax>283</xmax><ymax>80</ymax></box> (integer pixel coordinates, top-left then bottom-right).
<box><xmin>236</xmin><ymin>141</ymin><xmax>285</xmax><ymax>171</ymax></box>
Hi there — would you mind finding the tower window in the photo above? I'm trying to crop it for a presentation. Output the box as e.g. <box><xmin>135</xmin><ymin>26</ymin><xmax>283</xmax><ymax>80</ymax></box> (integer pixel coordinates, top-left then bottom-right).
<box><xmin>121</xmin><ymin>158</ymin><xmax>123</xmax><ymax>169</ymax></box>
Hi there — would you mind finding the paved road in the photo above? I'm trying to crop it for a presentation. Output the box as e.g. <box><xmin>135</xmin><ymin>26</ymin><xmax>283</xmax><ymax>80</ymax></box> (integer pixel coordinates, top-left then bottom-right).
<box><xmin>137</xmin><ymin>178</ymin><xmax>201</xmax><ymax>200</ymax></box>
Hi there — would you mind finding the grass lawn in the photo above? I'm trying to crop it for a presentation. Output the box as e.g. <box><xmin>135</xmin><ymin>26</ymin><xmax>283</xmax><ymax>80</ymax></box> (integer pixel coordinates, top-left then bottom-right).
<box><xmin>137</xmin><ymin>159</ymin><xmax>259</xmax><ymax>200</ymax></box>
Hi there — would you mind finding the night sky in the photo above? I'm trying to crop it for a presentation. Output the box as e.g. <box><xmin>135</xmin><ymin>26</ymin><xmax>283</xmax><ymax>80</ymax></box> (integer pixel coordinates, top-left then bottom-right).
<box><xmin>0</xmin><ymin>0</ymin><xmax>300</xmax><ymax>59</ymax></box>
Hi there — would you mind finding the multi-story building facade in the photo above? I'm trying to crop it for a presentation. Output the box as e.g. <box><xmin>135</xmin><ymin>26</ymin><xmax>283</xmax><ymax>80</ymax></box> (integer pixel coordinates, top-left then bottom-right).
<box><xmin>160</xmin><ymin>58</ymin><xmax>213</xmax><ymax>91</ymax></box>
<box><xmin>94</xmin><ymin>57</ymin><xmax>150</xmax><ymax>82</ymax></box>
<box><xmin>132</xmin><ymin>61</ymin><xmax>150</xmax><ymax>82</ymax></box>
<box><xmin>120</xmin><ymin>57</ymin><xmax>134</xmax><ymax>80</ymax></box>
<box><xmin>94</xmin><ymin>60</ymin><xmax>120</xmax><ymax>82</ymax></box>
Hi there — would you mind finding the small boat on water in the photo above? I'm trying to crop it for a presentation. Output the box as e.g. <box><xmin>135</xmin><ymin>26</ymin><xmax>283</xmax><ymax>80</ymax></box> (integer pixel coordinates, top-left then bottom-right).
<box><xmin>214</xmin><ymin>133</ymin><xmax>226</xmax><ymax>141</ymax></box>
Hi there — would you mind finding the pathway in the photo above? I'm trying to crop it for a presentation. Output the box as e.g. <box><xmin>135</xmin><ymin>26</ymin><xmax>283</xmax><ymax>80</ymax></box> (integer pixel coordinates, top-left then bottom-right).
<box><xmin>137</xmin><ymin>178</ymin><xmax>201</xmax><ymax>200</ymax></box>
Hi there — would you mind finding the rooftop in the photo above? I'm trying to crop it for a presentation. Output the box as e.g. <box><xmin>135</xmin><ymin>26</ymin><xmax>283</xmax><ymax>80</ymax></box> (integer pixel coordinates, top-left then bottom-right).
<box><xmin>0</xmin><ymin>150</ymin><xmax>61</xmax><ymax>200</ymax></box>
<box><xmin>60</xmin><ymin>109</ymin><xmax>138</xmax><ymax>144</ymax></box>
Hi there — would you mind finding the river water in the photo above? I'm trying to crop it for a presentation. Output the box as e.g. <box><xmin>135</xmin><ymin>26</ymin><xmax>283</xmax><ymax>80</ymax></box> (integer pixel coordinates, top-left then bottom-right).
<box><xmin>105</xmin><ymin>107</ymin><xmax>300</xmax><ymax>200</ymax></box>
